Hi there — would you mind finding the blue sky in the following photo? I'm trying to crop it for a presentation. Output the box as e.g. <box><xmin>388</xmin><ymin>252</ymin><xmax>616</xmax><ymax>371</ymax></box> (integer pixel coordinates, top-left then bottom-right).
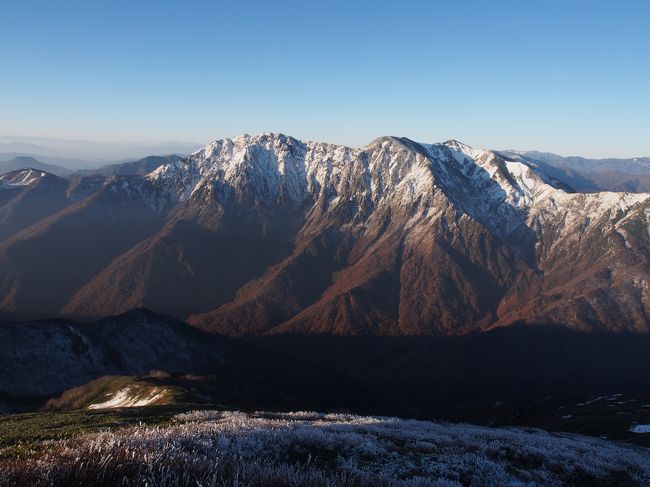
<box><xmin>1</xmin><ymin>0</ymin><xmax>649</xmax><ymax>157</ymax></box>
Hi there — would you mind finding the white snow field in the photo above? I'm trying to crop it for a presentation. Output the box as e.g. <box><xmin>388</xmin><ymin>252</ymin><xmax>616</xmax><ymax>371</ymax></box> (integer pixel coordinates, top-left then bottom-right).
<box><xmin>2</xmin><ymin>410</ymin><xmax>649</xmax><ymax>486</ymax></box>
<box><xmin>87</xmin><ymin>386</ymin><xmax>166</xmax><ymax>409</ymax></box>
<box><xmin>631</xmin><ymin>424</ymin><xmax>650</xmax><ymax>434</ymax></box>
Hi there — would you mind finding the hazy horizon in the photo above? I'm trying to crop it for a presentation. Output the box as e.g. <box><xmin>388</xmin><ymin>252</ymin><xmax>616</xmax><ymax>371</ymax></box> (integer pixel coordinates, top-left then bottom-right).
<box><xmin>1</xmin><ymin>133</ymin><xmax>649</xmax><ymax>167</ymax></box>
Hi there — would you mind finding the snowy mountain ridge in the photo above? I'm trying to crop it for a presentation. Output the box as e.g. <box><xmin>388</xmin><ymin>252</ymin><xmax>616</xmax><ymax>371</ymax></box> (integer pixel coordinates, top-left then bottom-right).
<box><xmin>1</xmin><ymin>133</ymin><xmax>649</xmax><ymax>333</ymax></box>
<box><xmin>146</xmin><ymin>132</ymin><xmax>650</xmax><ymax>244</ymax></box>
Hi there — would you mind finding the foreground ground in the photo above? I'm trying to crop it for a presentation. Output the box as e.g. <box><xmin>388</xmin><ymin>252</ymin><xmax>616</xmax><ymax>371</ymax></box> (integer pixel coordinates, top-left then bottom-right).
<box><xmin>1</xmin><ymin>409</ymin><xmax>649</xmax><ymax>486</ymax></box>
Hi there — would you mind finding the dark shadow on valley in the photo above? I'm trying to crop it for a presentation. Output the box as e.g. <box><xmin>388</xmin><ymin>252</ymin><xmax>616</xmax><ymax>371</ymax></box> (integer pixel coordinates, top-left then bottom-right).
<box><xmin>251</xmin><ymin>325</ymin><xmax>650</xmax><ymax>418</ymax></box>
<box><xmin>4</xmin><ymin>310</ymin><xmax>650</xmax><ymax>444</ymax></box>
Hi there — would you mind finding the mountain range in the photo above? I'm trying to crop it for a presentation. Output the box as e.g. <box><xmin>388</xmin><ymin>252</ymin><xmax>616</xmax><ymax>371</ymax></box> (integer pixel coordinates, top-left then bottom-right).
<box><xmin>0</xmin><ymin>136</ymin><xmax>199</xmax><ymax>168</ymax></box>
<box><xmin>0</xmin><ymin>133</ymin><xmax>648</xmax><ymax>335</ymax></box>
<box><xmin>4</xmin><ymin>143</ymin><xmax>650</xmax><ymax>190</ymax></box>
<box><xmin>0</xmin><ymin>154</ymin><xmax>183</xmax><ymax>178</ymax></box>
<box><xmin>500</xmin><ymin>150</ymin><xmax>650</xmax><ymax>192</ymax></box>
<box><xmin>0</xmin><ymin>156</ymin><xmax>74</xmax><ymax>177</ymax></box>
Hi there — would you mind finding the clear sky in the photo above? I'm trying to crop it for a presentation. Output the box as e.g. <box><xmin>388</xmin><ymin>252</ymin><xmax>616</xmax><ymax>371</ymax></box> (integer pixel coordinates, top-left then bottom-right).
<box><xmin>1</xmin><ymin>0</ymin><xmax>649</xmax><ymax>157</ymax></box>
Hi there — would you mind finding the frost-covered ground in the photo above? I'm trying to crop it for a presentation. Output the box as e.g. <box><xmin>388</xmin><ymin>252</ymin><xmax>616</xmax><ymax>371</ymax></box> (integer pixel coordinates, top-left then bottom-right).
<box><xmin>1</xmin><ymin>410</ymin><xmax>649</xmax><ymax>486</ymax></box>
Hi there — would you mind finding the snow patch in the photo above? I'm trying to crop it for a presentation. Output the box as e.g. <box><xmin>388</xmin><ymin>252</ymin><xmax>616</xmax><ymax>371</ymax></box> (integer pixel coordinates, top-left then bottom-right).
<box><xmin>630</xmin><ymin>424</ymin><xmax>650</xmax><ymax>433</ymax></box>
<box><xmin>576</xmin><ymin>396</ymin><xmax>606</xmax><ymax>407</ymax></box>
<box><xmin>0</xmin><ymin>169</ymin><xmax>45</xmax><ymax>188</ymax></box>
<box><xmin>87</xmin><ymin>387</ymin><xmax>165</xmax><ymax>409</ymax></box>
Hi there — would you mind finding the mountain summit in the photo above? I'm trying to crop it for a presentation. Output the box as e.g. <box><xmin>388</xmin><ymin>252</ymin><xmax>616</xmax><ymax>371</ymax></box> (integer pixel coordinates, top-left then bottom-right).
<box><xmin>0</xmin><ymin>133</ymin><xmax>648</xmax><ymax>334</ymax></box>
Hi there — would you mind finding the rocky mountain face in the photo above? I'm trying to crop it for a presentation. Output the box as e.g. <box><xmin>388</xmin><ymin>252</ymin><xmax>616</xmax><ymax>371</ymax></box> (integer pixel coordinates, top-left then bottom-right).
<box><xmin>0</xmin><ymin>133</ymin><xmax>648</xmax><ymax>334</ymax></box>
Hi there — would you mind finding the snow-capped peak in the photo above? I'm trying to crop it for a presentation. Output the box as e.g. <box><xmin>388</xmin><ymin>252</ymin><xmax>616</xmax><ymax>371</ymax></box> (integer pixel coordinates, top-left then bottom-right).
<box><xmin>443</xmin><ymin>139</ymin><xmax>472</xmax><ymax>151</ymax></box>
<box><xmin>441</xmin><ymin>139</ymin><xmax>486</xmax><ymax>160</ymax></box>
<box><xmin>145</xmin><ymin>133</ymin><xmax>650</xmax><ymax>249</ymax></box>
<box><xmin>0</xmin><ymin>168</ymin><xmax>47</xmax><ymax>188</ymax></box>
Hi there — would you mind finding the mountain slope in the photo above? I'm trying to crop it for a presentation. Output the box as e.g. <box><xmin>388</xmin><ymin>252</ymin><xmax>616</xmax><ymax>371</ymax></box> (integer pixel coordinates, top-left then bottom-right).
<box><xmin>0</xmin><ymin>133</ymin><xmax>648</xmax><ymax>334</ymax></box>
<box><xmin>0</xmin><ymin>309</ymin><xmax>386</xmax><ymax>415</ymax></box>
<box><xmin>0</xmin><ymin>169</ymin><xmax>71</xmax><ymax>240</ymax></box>
<box><xmin>185</xmin><ymin>135</ymin><xmax>650</xmax><ymax>334</ymax></box>
<box><xmin>0</xmin><ymin>169</ymin><xmax>110</xmax><ymax>242</ymax></box>
<box><xmin>0</xmin><ymin>175</ymin><xmax>168</xmax><ymax>319</ymax></box>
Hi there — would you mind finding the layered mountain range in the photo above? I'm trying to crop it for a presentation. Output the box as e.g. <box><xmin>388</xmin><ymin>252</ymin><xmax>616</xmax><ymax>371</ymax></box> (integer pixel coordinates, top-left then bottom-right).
<box><xmin>501</xmin><ymin>150</ymin><xmax>650</xmax><ymax>193</ymax></box>
<box><xmin>0</xmin><ymin>133</ymin><xmax>648</xmax><ymax>335</ymax></box>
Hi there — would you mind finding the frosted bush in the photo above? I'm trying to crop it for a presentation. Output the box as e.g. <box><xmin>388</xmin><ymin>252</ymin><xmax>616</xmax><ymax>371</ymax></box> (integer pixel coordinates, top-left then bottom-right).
<box><xmin>1</xmin><ymin>410</ymin><xmax>649</xmax><ymax>486</ymax></box>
